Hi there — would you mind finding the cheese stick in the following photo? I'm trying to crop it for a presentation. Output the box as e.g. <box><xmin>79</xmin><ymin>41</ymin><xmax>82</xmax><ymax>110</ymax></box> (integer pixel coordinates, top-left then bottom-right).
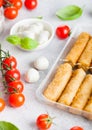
<box><xmin>58</xmin><ymin>68</ymin><xmax>86</xmax><ymax>105</ymax></box>
<box><xmin>65</xmin><ymin>32</ymin><xmax>90</xmax><ymax>66</ymax></box>
<box><xmin>71</xmin><ymin>74</ymin><xmax>92</xmax><ymax>110</ymax></box>
<box><xmin>78</xmin><ymin>38</ymin><xmax>92</xmax><ymax>71</ymax></box>
<box><xmin>84</xmin><ymin>95</ymin><xmax>92</xmax><ymax>113</ymax></box>
<box><xmin>43</xmin><ymin>63</ymin><xmax>72</xmax><ymax>101</ymax></box>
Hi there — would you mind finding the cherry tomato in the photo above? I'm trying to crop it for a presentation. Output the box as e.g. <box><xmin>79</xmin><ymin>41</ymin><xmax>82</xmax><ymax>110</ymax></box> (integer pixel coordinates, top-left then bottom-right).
<box><xmin>56</xmin><ymin>25</ymin><xmax>70</xmax><ymax>39</ymax></box>
<box><xmin>9</xmin><ymin>93</ymin><xmax>25</xmax><ymax>107</ymax></box>
<box><xmin>9</xmin><ymin>0</ymin><xmax>22</xmax><ymax>10</ymax></box>
<box><xmin>2</xmin><ymin>56</ymin><xmax>17</xmax><ymax>70</ymax></box>
<box><xmin>5</xmin><ymin>69</ymin><xmax>20</xmax><ymax>83</ymax></box>
<box><xmin>70</xmin><ymin>126</ymin><xmax>84</xmax><ymax>130</ymax></box>
<box><xmin>36</xmin><ymin>114</ymin><xmax>53</xmax><ymax>129</ymax></box>
<box><xmin>8</xmin><ymin>80</ymin><xmax>24</xmax><ymax>93</ymax></box>
<box><xmin>0</xmin><ymin>98</ymin><xmax>6</xmax><ymax>112</ymax></box>
<box><xmin>0</xmin><ymin>0</ymin><xmax>3</xmax><ymax>7</ymax></box>
<box><xmin>24</xmin><ymin>0</ymin><xmax>37</xmax><ymax>10</ymax></box>
<box><xmin>4</xmin><ymin>6</ymin><xmax>18</xmax><ymax>20</ymax></box>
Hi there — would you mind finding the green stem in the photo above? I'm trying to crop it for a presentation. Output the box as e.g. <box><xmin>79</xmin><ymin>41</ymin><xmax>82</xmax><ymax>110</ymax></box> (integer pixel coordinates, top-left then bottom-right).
<box><xmin>0</xmin><ymin>44</ymin><xmax>8</xmax><ymax>89</ymax></box>
<box><xmin>3</xmin><ymin>0</ymin><xmax>13</xmax><ymax>7</ymax></box>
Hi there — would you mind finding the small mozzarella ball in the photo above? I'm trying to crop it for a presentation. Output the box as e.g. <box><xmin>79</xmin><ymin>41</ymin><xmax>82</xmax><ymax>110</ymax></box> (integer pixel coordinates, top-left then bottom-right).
<box><xmin>24</xmin><ymin>68</ymin><xmax>40</xmax><ymax>83</ymax></box>
<box><xmin>37</xmin><ymin>30</ymin><xmax>50</xmax><ymax>44</ymax></box>
<box><xmin>23</xmin><ymin>31</ymin><xmax>35</xmax><ymax>39</ymax></box>
<box><xmin>34</xmin><ymin>56</ymin><xmax>49</xmax><ymax>70</ymax></box>
<box><xmin>16</xmin><ymin>25</ymin><xmax>30</xmax><ymax>33</ymax></box>
<box><xmin>35</xmin><ymin>22</ymin><xmax>44</xmax><ymax>31</ymax></box>
<box><xmin>17</xmin><ymin>31</ymin><xmax>35</xmax><ymax>39</ymax></box>
<box><xmin>29</xmin><ymin>23</ymin><xmax>44</xmax><ymax>34</ymax></box>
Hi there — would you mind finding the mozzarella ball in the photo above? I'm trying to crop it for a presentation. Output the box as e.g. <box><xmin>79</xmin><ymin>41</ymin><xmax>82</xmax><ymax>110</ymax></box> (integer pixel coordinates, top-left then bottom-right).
<box><xmin>34</xmin><ymin>56</ymin><xmax>49</xmax><ymax>70</ymax></box>
<box><xmin>37</xmin><ymin>30</ymin><xmax>50</xmax><ymax>44</ymax></box>
<box><xmin>17</xmin><ymin>25</ymin><xmax>30</xmax><ymax>33</ymax></box>
<box><xmin>29</xmin><ymin>23</ymin><xmax>44</xmax><ymax>34</ymax></box>
<box><xmin>17</xmin><ymin>31</ymin><xmax>35</xmax><ymax>39</ymax></box>
<box><xmin>24</xmin><ymin>68</ymin><xmax>40</xmax><ymax>83</ymax></box>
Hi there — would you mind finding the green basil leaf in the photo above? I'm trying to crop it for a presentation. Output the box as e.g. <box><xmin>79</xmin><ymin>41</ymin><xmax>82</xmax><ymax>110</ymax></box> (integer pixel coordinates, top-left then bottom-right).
<box><xmin>6</xmin><ymin>35</ymin><xmax>21</xmax><ymax>45</ymax></box>
<box><xmin>20</xmin><ymin>37</ymin><xmax>39</xmax><ymax>50</ymax></box>
<box><xmin>0</xmin><ymin>121</ymin><xmax>19</xmax><ymax>130</ymax></box>
<box><xmin>56</xmin><ymin>5</ymin><xmax>83</xmax><ymax>20</ymax></box>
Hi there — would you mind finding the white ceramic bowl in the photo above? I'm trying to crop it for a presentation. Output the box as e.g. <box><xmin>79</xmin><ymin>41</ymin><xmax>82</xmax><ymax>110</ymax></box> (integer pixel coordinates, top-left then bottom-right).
<box><xmin>10</xmin><ymin>18</ymin><xmax>54</xmax><ymax>51</ymax></box>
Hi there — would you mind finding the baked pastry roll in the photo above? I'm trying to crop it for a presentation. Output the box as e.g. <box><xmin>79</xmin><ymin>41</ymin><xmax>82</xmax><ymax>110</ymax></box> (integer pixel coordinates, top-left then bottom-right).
<box><xmin>84</xmin><ymin>95</ymin><xmax>92</xmax><ymax>113</ymax></box>
<box><xmin>71</xmin><ymin>74</ymin><xmax>92</xmax><ymax>110</ymax></box>
<box><xmin>65</xmin><ymin>32</ymin><xmax>90</xmax><ymax>66</ymax></box>
<box><xmin>78</xmin><ymin>38</ymin><xmax>92</xmax><ymax>71</ymax></box>
<box><xmin>43</xmin><ymin>63</ymin><xmax>72</xmax><ymax>101</ymax></box>
<box><xmin>58</xmin><ymin>68</ymin><xmax>86</xmax><ymax>105</ymax></box>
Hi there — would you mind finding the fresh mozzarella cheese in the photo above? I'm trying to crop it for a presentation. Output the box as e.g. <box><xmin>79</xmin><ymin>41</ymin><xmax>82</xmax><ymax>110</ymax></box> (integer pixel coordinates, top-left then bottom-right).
<box><xmin>37</xmin><ymin>30</ymin><xmax>50</xmax><ymax>44</ymax></box>
<box><xmin>24</xmin><ymin>68</ymin><xmax>40</xmax><ymax>83</ymax></box>
<box><xmin>34</xmin><ymin>56</ymin><xmax>49</xmax><ymax>70</ymax></box>
<box><xmin>28</xmin><ymin>23</ymin><xmax>44</xmax><ymax>34</ymax></box>
<box><xmin>15</xmin><ymin>22</ymin><xmax>50</xmax><ymax>45</ymax></box>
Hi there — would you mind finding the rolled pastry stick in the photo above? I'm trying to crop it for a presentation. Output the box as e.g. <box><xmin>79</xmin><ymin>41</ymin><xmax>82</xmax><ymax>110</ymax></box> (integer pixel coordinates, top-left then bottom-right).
<box><xmin>43</xmin><ymin>63</ymin><xmax>72</xmax><ymax>101</ymax></box>
<box><xmin>84</xmin><ymin>95</ymin><xmax>92</xmax><ymax>113</ymax></box>
<box><xmin>58</xmin><ymin>68</ymin><xmax>86</xmax><ymax>105</ymax></box>
<box><xmin>71</xmin><ymin>74</ymin><xmax>92</xmax><ymax>110</ymax></box>
<box><xmin>78</xmin><ymin>38</ymin><xmax>92</xmax><ymax>71</ymax></box>
<box><xmin>65</xmin><ymin>32</ymin><xmax>90</xmax><ymax>66</ymax></box>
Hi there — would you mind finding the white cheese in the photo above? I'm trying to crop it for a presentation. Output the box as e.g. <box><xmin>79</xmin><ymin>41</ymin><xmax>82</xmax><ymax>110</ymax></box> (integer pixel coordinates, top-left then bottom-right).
<box><xmin>24</xmin><ymin>68</ymin><xmax>40</xmax><ymax>83</ymax></box>
<box><xmin>34</xmin><ymin>56</ymin><xmax>49</xmax><ymax>70</ymax></box>
<box><xmin>37</xmin><ymin>30</ymin><xmax>50</xmax><ymax>44</ymax></box>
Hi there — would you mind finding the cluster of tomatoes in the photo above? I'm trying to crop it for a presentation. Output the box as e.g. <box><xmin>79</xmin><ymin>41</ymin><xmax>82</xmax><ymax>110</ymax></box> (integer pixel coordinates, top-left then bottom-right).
<box><xmin>0</xmin><ymin>0</ymin><xmax>38</xmax><ymax>20</ymax></box>
<box><xmin>0</xmin><ymin>50</ymin><xmax>25</xmax><ymax>112</ymax></box>
<box><xmin>0</xmin><ymin>0</ymin><xmax>22</xmax><ymax>19</ymax></box>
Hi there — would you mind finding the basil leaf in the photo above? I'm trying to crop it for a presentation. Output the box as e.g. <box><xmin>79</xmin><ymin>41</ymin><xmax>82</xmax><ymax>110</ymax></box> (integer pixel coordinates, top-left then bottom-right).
<box><xmin>0</xmin><ymin>121</ymin><xmax>19</xmax><ymax>130</ymax></box>
<box><xmin>20</xmin><ymin>37</ymin><xmax>39</xmax><ymax>50</ymax></box>
<box><xmin>6</xmin><ymin>35</ymin><xmax>21</xmax><ymax>45</ymax></box>
<box><xmin>56</xmin><ymin>5</ymin><xmax>83</xmax><ymax>20</ymax></box>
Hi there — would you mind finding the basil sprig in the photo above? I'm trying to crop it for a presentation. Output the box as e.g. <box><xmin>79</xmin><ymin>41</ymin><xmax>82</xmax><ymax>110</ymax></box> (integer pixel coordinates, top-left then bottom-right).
<box><xmin>6</xmin><ymin>35</ymin><xmax>39</xmax><ymax>50</ymax></box>
<box><xmin>56</xmin><ymin>5</ymin><xmax>83</xmax><ymax>20</ymax></box>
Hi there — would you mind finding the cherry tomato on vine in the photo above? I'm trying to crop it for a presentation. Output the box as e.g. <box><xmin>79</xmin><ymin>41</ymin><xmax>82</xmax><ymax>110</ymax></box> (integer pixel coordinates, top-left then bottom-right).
<box><xmin>36</xmin><ymin>114</ymin><xmax>53</xmax><ymax>129</ymax></box>
<box><xmin>70</xmin><ymin>126</ymin><xmax>84</xmax><ymax>130</ymax></box>
<box><xmin>0</xmin><ymin>0</ymin><xmax>3</xmax><ymax>7</ymax></box>
<box><xmin>9</xmin><ymin>0</ymin><xmax>22</xmax><ymax>10</ymax></box>
<box><xmin>4</xmin><ymin>6</ymin><xmax>18</xmax><ymax>20</ymax></box>
<box><xmin>2</xmin><ymin>56</ymin><xmax>17</xmax><ymax>70</ymax></box>
<box><xmin>56</xmin><ymin>25</ymin><xmax>70</xmax><ymax>39</ymax></box>
<box><xmin>9</xmin><ymin>93</ymin><xmax>25</xmax><ymax>107</ymax></box>
<box><xmin>8</xmin><ymin>80</ymin><xmax>24</xmax><ymax>93</ymax></box>
<box><xmin>5</xmin><ymin>69</ymin><xmax>20</xmax><ymax>83</ymax></box>
<box><xmin>0</xmin><ymin>98</ymin><xmax>6</xmax><ymax>112</ymax></box>
<box><xmin>24</xmin><ymin>0</ymin><xmax>37</xmax><ymax>10</ymax></box>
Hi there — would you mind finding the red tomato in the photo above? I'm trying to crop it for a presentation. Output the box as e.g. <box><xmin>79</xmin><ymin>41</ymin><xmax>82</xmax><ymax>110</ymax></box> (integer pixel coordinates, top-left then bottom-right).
<box><xmin>70</xmin><ymin>126</ymin><xmax>84</xmax><ymax>130</ymax></box>
<box><xmin>4</xmin><ymin>6</ymin><xmax>18</xmax><ymax>20</ymax></box>
<box><xmin>0</xmin><ymin>0</ymin><xmax>3</xmax><ymax>7</ymax></box>
<box><xmin>5</xmin><ymin>69</ymin><xmax>20</xmax><ymax>83</ymax></box>
<box><xmin>24</xmin><ymin>0</ymin><xmax>37</xmax><ymax>10</ymax></box>
<box><xmin>2</xmin><ymin>56</ymin><xmax>17</xmax><ymax>70</ymax></box>
<box><xmin>56</xmin><ymin>25</ymin><xmax>70</xmax><ymax>39</ymax></box>
<box><xmin>36</xmin><ymin>114</ymin><xmax>53</xmax><ymax>129</ymax></box>
<box><xmin>9</xmin><ymin>0</ymin><xmax>22</xmax><ymax>10</ymax></box>
<box><xmin>0</xmin><ymin>98</ymin><xmax>6</xmax><ymax>112</ymax></box>
<box><xmin>9</xmin><ymin>93</ymin><xmax>25</xmax><ymax>107</ymax></box>
<box><xmin>8</xmin><ymin>80</ymin><xmax>24</xmax><ymax>93</ymax></box>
